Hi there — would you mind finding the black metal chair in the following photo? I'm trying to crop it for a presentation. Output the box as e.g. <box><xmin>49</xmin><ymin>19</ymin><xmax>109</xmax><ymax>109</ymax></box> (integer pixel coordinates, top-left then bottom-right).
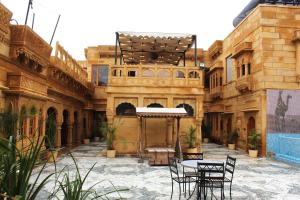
<box><xmin>223</xmin><ymin>156</ymin><xmax>237</xmax><ymax>199</ymax></box>
<box><xmin>168</xmin><ymin>157</ymin><xmax>195</xmax><ymax>199</ymax></box>
<box><xmin>197</xmin><ymin>162</ymin><xmax>225</xmax><ymax>200</ymax></box>
<box><xmin>182</xmin><ymin>153</ymin><xmax>204</xmax><ymax>195</ymax></box>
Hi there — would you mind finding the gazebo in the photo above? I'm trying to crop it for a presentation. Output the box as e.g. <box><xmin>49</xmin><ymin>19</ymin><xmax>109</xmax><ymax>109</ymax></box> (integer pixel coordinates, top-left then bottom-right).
<box><xmin>136</xmin><ymin>107</ymin><xmax>187</xmax><ymax>165</ymax></box>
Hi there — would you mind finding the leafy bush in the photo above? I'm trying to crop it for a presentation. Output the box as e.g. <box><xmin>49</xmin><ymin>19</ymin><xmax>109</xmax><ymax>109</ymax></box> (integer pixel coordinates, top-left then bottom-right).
<box><xmin>186</xmin><ymin>126</ymin><xmax>196</xmax><ymax>148</ymax></box>
<box><xmin>228</xmin><ymin>130</ymin><xmax>239</xmax><ymax>144</ymax></box>
<box><xmin>248</xmin><ymin>130</ymin><xmax>261</xmax><ymax>150</ymax></box>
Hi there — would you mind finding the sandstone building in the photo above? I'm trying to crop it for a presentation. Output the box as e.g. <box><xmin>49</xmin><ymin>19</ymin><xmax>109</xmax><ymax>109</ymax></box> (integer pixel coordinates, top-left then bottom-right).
<box><xmin>1</xmin><ymin>2</ymin><xmax>300</xmax><ymax>163</ymax></box>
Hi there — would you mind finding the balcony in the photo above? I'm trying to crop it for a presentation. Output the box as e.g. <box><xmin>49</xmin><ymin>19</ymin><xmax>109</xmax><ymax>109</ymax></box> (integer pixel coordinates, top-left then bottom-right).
<box><xmin>9</xmin><ymin>25</ymin><xmax>52</xmax><ymax>71</ymax></box>
<box><xmin>108</xmin><ymin>65</ymin><xmax>203</xmax><ymax>87</ymax></box>
<box><xmin>49</xmin><ymin>43</ymin><xmax>94</xmax><ymax>95</ymax></box>
<box><xmin>232</xmin><ymin>42</ymin><xmax>253</xmax><ymax>59</ymax></box>
<box><xmin>236</xmin><ymin>75</ymin><xmax>253</xmax><ymax>93</ymax></box>
<box><xmin>208</xmin><ymin>40</ymin><xmax>223</xmax><ymax>60</ymax></box>
<box><xmin>210</xmin><ymin>86</ymin><xmax>223</xmax><ymax>99</ymax></box>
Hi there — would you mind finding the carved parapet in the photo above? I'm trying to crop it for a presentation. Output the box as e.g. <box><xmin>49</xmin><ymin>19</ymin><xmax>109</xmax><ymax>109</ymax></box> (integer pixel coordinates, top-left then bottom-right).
<box><xmin>208</xmin><ymin>40</ymin><xmax>223</xmax><ymax>60</ymax></box>
<box><xmin>9</xmin><ymin>25</ymin><xmax>52</xmax><ymax>71</ymax></box>
<box><xmin>235</xmin><ymin>75</ymin><xmax>253</xmax><ymax>93</ymax></box>
<box><xmin>210</xmin><ymin>86</ymin><xmax>223</xmax><ymax>99</ymax></box>
<box><xmin>232</xmin><ymin>42</ymin><xmax>253</xmax><ymax>59</ymax></box>
<box><xmin>0</xmin><ymin>3</ymin><xmax>12</xmax><ymax>34</ymax></box>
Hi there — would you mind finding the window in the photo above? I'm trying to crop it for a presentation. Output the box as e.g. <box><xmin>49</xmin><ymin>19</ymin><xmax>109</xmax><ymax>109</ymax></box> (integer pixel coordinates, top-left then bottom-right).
<box><xmin>112</xmin><ymin>69</ymin><xmax>122</xmax><ymax>77</ymax></box>
<box><xmin>116</xmin><ymin>103</ymin><xmax>136</xmax><ymax>116</ymax></box>
<box><xmin>247</xmin><ymin>63</ymin><xmax>251</xmax><ymax>75</ymax></box>
<box><xmin>188</xmin><ymin>71</ymin><xmax>200</xmax><ymax>79</ymax></box>
<box><xmin>176</xmin><ymin>71</ymin><xmax>185</xmax><ymax>78</ymax></box>
<box><xmin>147</xmin><ymin>103</ymin><xmax>164</xmax><ymax>108</ymax></box>
<box><xmin>128</xmin><ymin>70</ymin><xmax>137</xmax><ymax>77</ymax></box>
<box><xmin>242</xmin><ymin>64</ymin><xmax>246</xmax><ymax>76</ymax></box>
<box><xmin>92</xmin><ymin>65</ymin><xmax>108</xmax><ymax>86</ymax></box>
<box><xmin>226</xmin><ymin>56</ymin><xmax>233</xmax><ymax>82</ymax></box>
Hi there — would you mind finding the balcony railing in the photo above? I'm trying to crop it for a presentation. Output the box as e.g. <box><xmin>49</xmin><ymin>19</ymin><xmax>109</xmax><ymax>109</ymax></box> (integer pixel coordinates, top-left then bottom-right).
<box><xmin>236</xmin><ymin>75</ymin><xmax>253</xmax><ymax>92</ymax></box>
<box><xmin>210</xmin><ymin>86</ymin><xmax>223</xmax><ymax>99</ymax></box>
<box><xmin>10</xmin><ymin>25</ymin><xmax>52</xmax><ymax>67</ymax></box>
<box><xmin>50</xmin><ymin>42</ymin><xmax>89</xmax><ymax>88</ymax></box>
<box><xmin>108</xmin><ymin>65</ymin><xmax>203</xmax><ymax>87</ymax></box>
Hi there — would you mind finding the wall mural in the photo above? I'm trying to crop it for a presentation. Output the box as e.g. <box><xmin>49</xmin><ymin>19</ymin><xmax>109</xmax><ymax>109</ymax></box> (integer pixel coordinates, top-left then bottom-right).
<box><xmin>267</xmin><ymin>89</ymin><xmax>300</xmax><ymax>164</ymax></box>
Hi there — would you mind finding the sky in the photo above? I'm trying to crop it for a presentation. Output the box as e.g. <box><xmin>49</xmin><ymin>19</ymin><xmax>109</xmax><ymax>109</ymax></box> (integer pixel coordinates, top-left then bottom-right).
<box><xmin>1</xmin><ymin>0</ymin><xmax>250</xmax><ymax>60</ymax></box>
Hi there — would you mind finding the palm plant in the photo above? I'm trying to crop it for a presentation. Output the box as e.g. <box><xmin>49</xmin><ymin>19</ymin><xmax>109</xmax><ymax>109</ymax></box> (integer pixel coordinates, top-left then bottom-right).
<box><xmin>186</xmin><ymin>126</ymin><xmax>196</xmax><ymax>148</ymax></box>
<box><xmin>228</xmin><ymin>129</ymin><xmax>239</xmax><ymax>144</ymax></box>
<box><xmin>248</xmin><ymin>129</ymin><xmax>261</xmax><ymax>150</ymax></box>
<box><xmin>0</xmin><ymin>110</ymin><xmax>18</xmax><ymax>138</ymax></box>
<box><xmin>100</xmin><ymin>121</ymin><xmax>117</xmax><ymax>150</ymax></box>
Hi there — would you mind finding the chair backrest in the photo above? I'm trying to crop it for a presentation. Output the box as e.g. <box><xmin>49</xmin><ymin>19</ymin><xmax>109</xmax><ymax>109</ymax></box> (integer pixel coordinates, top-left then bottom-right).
<box><xmin>168</xmin><ymin>157</ymin><xmax>179</xmax><ymax>179</ymax></box>
<box><xmin>183</xmin><ymin>152</ymin><xmax>204</xmax><ymax>160</ymax></box>
<box><xmin>225</xmin><ymin>155</ymin><xmax>236</xmax><ymax>181</ymax></box>
<box><xmin>197</xmin><ymin>162</ymin><xmax>224</xmax><ymax>180</ymax></box>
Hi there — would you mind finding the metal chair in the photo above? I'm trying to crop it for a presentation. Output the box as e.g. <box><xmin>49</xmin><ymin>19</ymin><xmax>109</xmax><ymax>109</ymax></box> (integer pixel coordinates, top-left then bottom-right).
<box><xmin>197</xmin><ymin>162</ymin><xmax>225</xmax><ymax>200</ymax></box>
<box><xmin>223</xmin><ymin>155</ymin><xmax>237</xmax><ymax>199</ymax></box>
<box><xmin>182</xmin><ymin>153</ymin><xmax>204</xmax><ymax>195</ymax></box>
<box><xmin>168</xmin><ymin>157</ymin><xmax>195</xmax><ymax>199</ymax></box>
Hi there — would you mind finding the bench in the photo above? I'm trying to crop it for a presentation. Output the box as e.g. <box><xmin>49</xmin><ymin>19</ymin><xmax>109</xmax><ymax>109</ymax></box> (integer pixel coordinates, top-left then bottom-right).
<box><xmin>146</xmin><ymin>147</ymin><xmax>175</xmax><ymax>166</ymax></box>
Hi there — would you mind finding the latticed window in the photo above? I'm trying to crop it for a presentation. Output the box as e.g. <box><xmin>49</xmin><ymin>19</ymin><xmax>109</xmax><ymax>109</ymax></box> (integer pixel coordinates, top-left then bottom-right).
<box><xmin>116</xmin><ymin>103</ymin><xmax>136</xmax><ymax>116</ymax></box>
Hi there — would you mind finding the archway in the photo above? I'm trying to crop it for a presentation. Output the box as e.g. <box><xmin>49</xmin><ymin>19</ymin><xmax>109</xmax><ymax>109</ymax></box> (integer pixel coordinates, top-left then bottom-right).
<box><xmin>45</xmin><ymin>107</ymin><xmax>57</xmax><ymax>149</ymax></box>
<box><xmin>116</xmin><ymin>102</ymin><xmax>136</xmax><ymax>116</ymax></box>
<box><xmin>247</xmin><ymin>116</ymin><xmax>256</xmax><ymax>147</ymax></box>
<box><xmin>176</xmin><ymin>103</ymin><xmax>194</xmax><ymax>117</ymax></box>
<box><xmin>61</xmin><ymin>110</ymin><xmax>69</xmax><ymax>147</ymax></box>
<box><xmin>147</xmin><ymin>103</ymin><xmax>164</xmax><ymax>108</ymax></box>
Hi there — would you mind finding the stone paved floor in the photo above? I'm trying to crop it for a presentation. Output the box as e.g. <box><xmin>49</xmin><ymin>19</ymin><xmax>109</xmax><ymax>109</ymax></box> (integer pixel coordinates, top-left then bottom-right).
<box><xmin>32</xmin><ymin>142</ymin><xmax>300</xmax><ymax>200</ymax></box>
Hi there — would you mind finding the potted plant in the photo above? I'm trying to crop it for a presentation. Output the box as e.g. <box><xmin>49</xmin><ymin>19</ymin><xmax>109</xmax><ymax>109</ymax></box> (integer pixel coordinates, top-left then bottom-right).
<box><xmin>101</xmin><ymin>120</ymin><xmax>117</xmax><ymax>158</ymax></box>
<box><xmin>45</xmin><ymin>114</ymin><xmax>58</xmax><ymax>162</ymax></box>
<box><xmin>201</xmin><ymin>123</ymin><xmax>211</xmax><ymax>143</ymax></box>
<box><xmin>228</xmin><ymin>129</ymin><xmax>239</xmax><ymax>150</ymax></box>
<box><xmin>248</xmin><ymin>129</ymin><xmax>261</xmax><ymax>158</ymax></box>
<box><xmin>186</xmin><ymin>126</ymin><xmax>197</xmax><ymax>153</ymax></box>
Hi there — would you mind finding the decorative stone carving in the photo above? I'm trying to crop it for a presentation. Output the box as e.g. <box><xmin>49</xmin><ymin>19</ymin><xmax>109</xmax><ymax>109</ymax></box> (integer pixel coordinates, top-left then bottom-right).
<box><xmin>0</xmin><ymin>3</ymin><xmax>12</xmax><ymax>34</ymax></box>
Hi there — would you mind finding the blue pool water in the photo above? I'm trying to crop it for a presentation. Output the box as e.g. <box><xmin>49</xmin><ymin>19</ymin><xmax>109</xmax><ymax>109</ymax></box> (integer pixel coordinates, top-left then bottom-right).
<box><xmin>267</xmin><ymin>133</ymin><xmax>300</xmax><ymax>164</ymax></box>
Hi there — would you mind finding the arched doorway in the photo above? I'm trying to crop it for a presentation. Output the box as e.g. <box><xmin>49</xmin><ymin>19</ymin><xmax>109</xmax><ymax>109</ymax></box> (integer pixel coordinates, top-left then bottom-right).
<box><xmin>73</xmin><ymin>111</ymin><xmax>78</xmax><ymax>144</ymax></box>
<box><xmin>247</xmin><ymin>116</ymin><xmax>256</xmax><ymax>147</ymax></box>
<box><xmin>45</xmin><ymin>107</ymin><xmax>57</xmax><ymax>149</ymax></box>
<box><xmin>61</xmin><ymin>110</ymin><xmax>69</xmax><ymax>147</ymax></box>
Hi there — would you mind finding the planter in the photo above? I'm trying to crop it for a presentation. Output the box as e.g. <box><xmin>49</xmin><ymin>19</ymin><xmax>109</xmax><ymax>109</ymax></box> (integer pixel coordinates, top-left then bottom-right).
<box><xmin>228</xmin><ymin>144</ymin><xmax>236</xmax><ymax>150</ymax></box>
<box><xmin>94</xmin><ymin>137</ymin><xmax>100</xmax><ymax>142</ymax></box>
<box><xmin>83</xmin><ymin>138</ymin><xmax>90</xmax><ymax>144</ymax></box>
<box><xmin>203</xmin><ymin>138</ymin><xmax>209</xmax><ymax>143</ymax></box>
<box><xmin>249</xmin><ymin>149</ymin><xmax>258</xmax><ymax>158</ymax></box>
<box><xmin>47</xmin><ymin>150</ymin><xmax>58</xmax><ymax>162</ymax></box>
<box><xmin>107</xmin><ymin>149</ymin><xmax>116</xmax><ymax>158</ymax></box>
<box><xmin>187</xmin><ymin>147</ymin><xmax>198</xmax><ymax>154</ymax></box>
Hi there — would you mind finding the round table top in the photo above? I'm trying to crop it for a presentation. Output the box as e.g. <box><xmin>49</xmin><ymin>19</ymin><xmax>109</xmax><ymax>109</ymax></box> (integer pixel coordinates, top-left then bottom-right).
<box><xmin>181</xmin><ymin>159</ymin><xmax>223</xmax><ymax>169</ymax></box>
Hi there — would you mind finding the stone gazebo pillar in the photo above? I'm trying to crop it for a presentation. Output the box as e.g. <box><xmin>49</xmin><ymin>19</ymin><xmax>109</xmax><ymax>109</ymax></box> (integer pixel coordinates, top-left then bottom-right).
<box><xmin>167</xmin><ymin>118</ymin><xmax>173</xmax><ymax>147</ymax></box>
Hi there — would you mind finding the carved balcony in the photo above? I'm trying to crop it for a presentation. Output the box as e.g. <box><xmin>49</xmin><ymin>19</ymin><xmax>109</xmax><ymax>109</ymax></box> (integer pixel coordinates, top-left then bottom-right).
<box><xmin>9</xmin><ymin>25</ymin><xmax>52</xmax><ymax>72</ymax></box>
<box><xmin>210</xmin><ymin>86</ymin><xmax>223</xmax><ymax>99</ymax></box>
<box><xmin>235</xmin><ymin>75</ymin><xmax>253</xmax><ymax>93</ymax></box>
<box><xmin>232</xmin><ymin>42</ymin><xmax>253</xmax><ymax>59</ymax></box>
<box><xmin>208</xmin><ymin>40</ymin><xmax>223</xmax><ymax>60</ymax></box>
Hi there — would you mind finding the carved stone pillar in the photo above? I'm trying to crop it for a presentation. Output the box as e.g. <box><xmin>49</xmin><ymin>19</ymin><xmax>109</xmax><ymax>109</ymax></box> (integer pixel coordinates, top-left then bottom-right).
<box><xmin>67</xmin><ymin>125</ymin><xmax>73</xmax><ymax>147</ymax></box>
<box><xmin>56</xmin><ymin>123</ymin><xmax>62</xmax><ymax>148</ymax></box>
<box><xmin>167</xmin><ymin>118</ymin><xmax>173</xmax><ymax>147</ymax></box>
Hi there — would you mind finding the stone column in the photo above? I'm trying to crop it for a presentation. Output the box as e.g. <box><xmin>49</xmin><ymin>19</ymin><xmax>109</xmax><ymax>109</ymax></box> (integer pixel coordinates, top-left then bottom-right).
<box><xmin>167</xmin><ymin>118</ymin><xmax>173</xmax><ymax>147</ymax></box>
<box><xmin>56</xmin><ymin>123</ymin><xmax>62</xmax><ymax>148</ymax></box>
<box><xmin>67</xmin><ymin>125</ymin><xmax>73</xmax><ymax>147</ymax></box>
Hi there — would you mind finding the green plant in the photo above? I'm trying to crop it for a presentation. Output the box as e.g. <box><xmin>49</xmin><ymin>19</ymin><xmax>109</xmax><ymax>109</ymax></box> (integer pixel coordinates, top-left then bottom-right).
<box><xmin>248</xmin><ymin>129</ymin><xmax>261</xmax><ymax>150</ymax></box>
<box><xmin>186</xmin><ymin>126</ymin><xmax>196</xmax><ymax>148</ymax></box>
<box><xmin>201</xmin><ymin>123</ymin><xmax>211</xmax><ymax>138</ymax></box>
<box><xmin>0</xmin><ymin>110</ymin><xmax>18</xmax><ymax>138</ymax></box>
<box><xmin>100</xmin><ymin>121</ymin><xmax>117</xmax><ymax>150</ymax></box>
<box><xmin>0</xmin><ymin>136</ymin><xmax>54</xmax><ymax>200</ymax></box>
<box><xmin>228</xmin><ymin>129</ymin><xmax>239</xmax><ymax>144</ymax></box>
<box><xmin>30</xmin><ymin>106</ymin><xmax>38</xmax><ymax>116</ymax></box>
<box><xmin>46</xmin><ymin>114</ymin><xmax>56</xmax><ymax>150</ymax></box>
<box><xmin>51</xmin><ymin>154</ymin><xmax>128</xmax><ymax>200</ymax></box>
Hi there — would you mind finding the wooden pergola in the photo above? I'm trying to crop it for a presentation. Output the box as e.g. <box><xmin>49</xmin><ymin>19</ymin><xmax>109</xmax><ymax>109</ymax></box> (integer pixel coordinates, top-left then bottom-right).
<box><xmin>136</xmin><ymin>107</ymin><xmax>187</xmax><ymax>164</ymax></box>
<box><xmin>115</xmin><ymin>31</ymin><xmax>197</xmax><ymax>66</ymax></box>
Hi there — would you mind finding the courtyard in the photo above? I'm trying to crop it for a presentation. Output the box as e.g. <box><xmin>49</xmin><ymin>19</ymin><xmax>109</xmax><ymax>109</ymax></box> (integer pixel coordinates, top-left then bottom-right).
<box><xmin>33</xmin><ymin>143</ymin><xmax>300</xmax><ymax>200</ymax></box>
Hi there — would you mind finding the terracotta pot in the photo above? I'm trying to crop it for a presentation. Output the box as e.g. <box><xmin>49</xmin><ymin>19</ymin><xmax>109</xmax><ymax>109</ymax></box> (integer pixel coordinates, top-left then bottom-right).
<box><xmin>48</xmin><ymin>150</ymin><xmax>58</xmax><ymax>162</ymax></box>
<box><xmin>83</xmin><ymin>138</ymin><xmax>90</xmax><ymax>144</ymax></box>
<box><xmin>203</xmin><ymin>138</ymin><xmax>209</xmax><ymax>143</ymax></box>
<box><xmin>187</xmin><ymin>147</ymin><xmax>198</xmax><ymax>154</ymax></box>
<box><xmin>249</xmin><ymin>149</ymin><xmax>258</xmax><ymax>158</ymax></box>
<box><xmin>94</xmin><ymin>137</ymin><xmax>100</xmax><ymax>142</ymax></box>
<box><xmin>107</xmin><ymin>149</ymin><xmax>116</xmax><ymax>158</ymax></box>
<box><xmin>228</xmin><ymin>144</ymin><xmax>235</xmax><ymax>150</ymax></box>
